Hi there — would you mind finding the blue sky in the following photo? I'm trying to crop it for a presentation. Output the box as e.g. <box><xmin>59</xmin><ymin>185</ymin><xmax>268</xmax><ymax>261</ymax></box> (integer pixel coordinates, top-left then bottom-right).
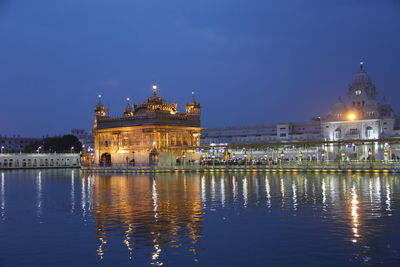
<box><xmin>0</xmin><ymin>0</ymin><xmax>399</xmax><ymax>137</ymax></box>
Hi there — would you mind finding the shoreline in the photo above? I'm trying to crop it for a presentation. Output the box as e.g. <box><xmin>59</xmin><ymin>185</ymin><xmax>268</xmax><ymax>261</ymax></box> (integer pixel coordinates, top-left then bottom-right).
<box><xmin>80</xmin><ymin>165</ymin><xmax>400</xmax><ymax>174</ymax></box>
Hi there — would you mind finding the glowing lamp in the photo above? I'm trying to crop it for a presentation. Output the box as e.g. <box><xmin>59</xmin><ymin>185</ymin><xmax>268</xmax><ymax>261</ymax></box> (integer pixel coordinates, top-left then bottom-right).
<box><xmin>347</xmin><ymin>113</ymin><xmax>356</xmax><ymax>121</ymax></box>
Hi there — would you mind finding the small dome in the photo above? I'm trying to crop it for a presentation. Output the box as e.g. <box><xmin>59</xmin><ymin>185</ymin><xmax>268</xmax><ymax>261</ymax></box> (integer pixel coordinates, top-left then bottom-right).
<box><xmin>186</xmin><ymin>92</ymin><xmax>200</xmax><ymax>108</ymax></box>
<box><xmin>134</xmin><ymin>85</ymin><xmax>178</xmax><ymax>114</ymax></box>
<box><xmin>378</xmin><ymin>102</ymin><xmax>393</xmax><ymax>117</ymax></box>
<box><xmin>95</xmin><ymin>95</ymin><xmax>106</xmax><ymax>116</ymax></box>
<box><xmin>351</xmin><ymin>62</ymin><xmax>373</xmax><ymax>85</ymax></box>
<box><xmin>332</xmin><ymin>102</ymin><xmax>348</xmax><ymax>114</ymax></box>
<box><xmin>124</xmin><ymin>103</ymin><xmax>133</xmax><ymax>116</ymax></box>
<box><xmin>352</xmin><ymin>71</ymin><xmax>372</xmax><ymax>85</ymax></box>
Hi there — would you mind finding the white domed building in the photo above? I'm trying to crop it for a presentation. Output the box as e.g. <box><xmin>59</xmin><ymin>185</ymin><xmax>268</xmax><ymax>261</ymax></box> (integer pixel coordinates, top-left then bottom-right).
<box><xmin>322</xmin><ymin>62</ymin><xmax>399</xmax><ymax>141</ymax></box>
<box><xmin>321</xmin><ymin>62</ymin><xmax>400</xmax><ymax>160</ymax></box>
<box><xmin>201</xmin><ymin>63</ymin><xmax>400</xmax><ymax>161</ymax></box>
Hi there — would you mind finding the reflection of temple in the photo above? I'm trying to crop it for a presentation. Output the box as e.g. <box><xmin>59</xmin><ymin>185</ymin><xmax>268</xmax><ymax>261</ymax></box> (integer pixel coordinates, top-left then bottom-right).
<box><xmin>88</xmin><ymin>174</ymin><xmax>203</xmax><ymax>263</ymax></box>
<box><xmin>93</xmin><ymin>85</ymin><xmax>202</xmax><ymax>166</ymax></box>
<box><xmin>78</xmin><ymin>172</ymin><xmax>400</xmax><ymax>265</ymax></box>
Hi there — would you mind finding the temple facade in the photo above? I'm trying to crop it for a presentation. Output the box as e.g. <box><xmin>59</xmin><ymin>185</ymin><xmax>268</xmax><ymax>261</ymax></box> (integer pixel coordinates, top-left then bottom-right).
<box><xmin>92</xmin><ymin>85</ymin><xmax>202</xmax><ymax>166</ymax></box>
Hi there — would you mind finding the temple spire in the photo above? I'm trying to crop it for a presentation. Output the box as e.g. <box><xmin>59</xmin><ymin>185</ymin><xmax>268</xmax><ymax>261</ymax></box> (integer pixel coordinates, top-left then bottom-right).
<box><xmin>152</xmin><ymin>84</ymin><xmax>158</xmax><ymax>96</ymax></box>
<box><xmin>192</xmin><ymin>91</ymin><xmax>195</xmax><ymax>102</ymax></box>
<box><xmin>360</xmin><ymin>61</ymin><xmax>364</xmax><ymax>71</ymax></box>
<box><xmin>124</xmin><ymin>97</ymin><xmax>133</xmax><ymax>116</ymax></box>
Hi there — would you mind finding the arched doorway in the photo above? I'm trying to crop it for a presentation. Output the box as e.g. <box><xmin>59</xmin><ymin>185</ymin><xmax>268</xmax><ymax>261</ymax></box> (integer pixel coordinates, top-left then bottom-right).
<box><xmin>149</xmin><ymin>148</ymin><xmax>159</xmax><ymax>166</ymax></box>
<box><xmin>100</xmin><ymin>153</ymin><xmax>112</xmax><ymax>167</ymax></box>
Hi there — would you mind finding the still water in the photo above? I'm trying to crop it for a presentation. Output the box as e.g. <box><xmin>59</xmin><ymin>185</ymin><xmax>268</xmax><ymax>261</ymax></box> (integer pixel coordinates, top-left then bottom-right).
<box><xmin>0</xmin><ymin>170</ymin><xmax>400</xmax><ymax>266</ymax></box>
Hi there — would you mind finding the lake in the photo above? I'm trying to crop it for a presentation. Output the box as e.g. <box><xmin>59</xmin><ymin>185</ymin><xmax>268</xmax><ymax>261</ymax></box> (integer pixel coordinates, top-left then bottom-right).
<box><xmin>1</xmin><ymin>169</ymin><xmax>399</xmax><ymax>266</ymax></box>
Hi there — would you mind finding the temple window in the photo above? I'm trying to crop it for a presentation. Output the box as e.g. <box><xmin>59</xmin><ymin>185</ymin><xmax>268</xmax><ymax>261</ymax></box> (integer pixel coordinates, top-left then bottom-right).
<box><xmin>334</xmin><ymin>128</ymin><xmax>341</xmax><ymax>138</ymax></box>
<box><xmin>366</xmin><ymin>127</ymin><xmax>373</xmax><ymax>138</ymax></box>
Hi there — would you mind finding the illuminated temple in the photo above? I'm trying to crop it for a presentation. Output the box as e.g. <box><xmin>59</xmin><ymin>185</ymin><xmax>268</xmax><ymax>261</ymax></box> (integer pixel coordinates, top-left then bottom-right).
<box><xmin>93</xmin><ymin>85</ymin><xmax>202</xmax><ymax>166</ymax></box>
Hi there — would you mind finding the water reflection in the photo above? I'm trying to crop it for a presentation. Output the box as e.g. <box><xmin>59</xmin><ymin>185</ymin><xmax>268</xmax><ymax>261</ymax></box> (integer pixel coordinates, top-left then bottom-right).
<box><xmin>89</xmin><ymin>174</ymin><xmax>203</xmax><ymax>265</ymax></box>
<box><xmin>36</xmin><ymin>171</ymin><xmax>42</xmax><ymax>217</ymax></box>
<box><xmin>2</xmin><ymin>170</ymin><xmax>399</xmax><ymax>265</ymax></box>
<box><xmin>1</xmin><ymin>172</ymin><xmax>4</xmax><ymax>220</ymax></box>
<box><xmin>77</xmin><ymin>173</ymin><xmax>400</xmax><ymax>264</ymax></box>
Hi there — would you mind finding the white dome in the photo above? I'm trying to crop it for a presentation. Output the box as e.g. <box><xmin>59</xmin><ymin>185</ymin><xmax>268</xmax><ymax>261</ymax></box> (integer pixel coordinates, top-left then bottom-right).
<box><xmin>332</xmin><ymin>102</ymin><xmax>348</xmax><ymax>114</ymax></box>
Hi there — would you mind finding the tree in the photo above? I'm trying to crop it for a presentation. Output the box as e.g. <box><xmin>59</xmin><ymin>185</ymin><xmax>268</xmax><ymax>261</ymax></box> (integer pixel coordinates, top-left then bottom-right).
<box><xmin>24</xmin><ymin>135</ymin><xmax>82</xmax><ymax>153</ymax></box>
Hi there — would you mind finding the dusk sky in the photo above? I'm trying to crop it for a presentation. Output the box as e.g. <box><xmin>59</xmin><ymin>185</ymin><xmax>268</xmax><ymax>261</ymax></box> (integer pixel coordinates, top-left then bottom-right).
<box><xmin>0</xmin><ymin>0</ymin><xmax>399</xmax><ymax>137</ymax></box>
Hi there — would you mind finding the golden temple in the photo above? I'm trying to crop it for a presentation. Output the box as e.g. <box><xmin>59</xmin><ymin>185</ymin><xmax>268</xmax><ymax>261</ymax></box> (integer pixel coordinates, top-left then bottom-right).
<box><xmin>93</xmin><ymin>85</ymin><xmax>202</xmax><ymax>166</ymax></box>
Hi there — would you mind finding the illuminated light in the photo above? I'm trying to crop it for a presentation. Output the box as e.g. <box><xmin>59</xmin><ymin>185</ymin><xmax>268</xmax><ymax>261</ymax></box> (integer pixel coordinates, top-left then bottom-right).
<box><xmin>98</xmin><ymin>94</ymin><xmax>102</xmax><ymax>98</ymax></box>
<box><xmin>347</xmin><ymin>113</ymin><xmax>357</xmax><ymax>121</ymax></box>
<box><xmin>152</xmin><ymin>84</ymin><xmax>158</xmax><ymax>90</ymax></box>
<box><xmin>126</xmin><ymin>97</ymin><xmax>130</xmax><ymax>101</ymax></box>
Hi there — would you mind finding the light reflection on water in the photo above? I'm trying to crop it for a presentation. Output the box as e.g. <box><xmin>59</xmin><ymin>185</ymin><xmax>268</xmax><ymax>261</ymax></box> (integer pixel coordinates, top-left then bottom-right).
<box><xmin>0</xmin><ymin>170</ymin><xmax>400</xmax><ymax>266</ymax></box>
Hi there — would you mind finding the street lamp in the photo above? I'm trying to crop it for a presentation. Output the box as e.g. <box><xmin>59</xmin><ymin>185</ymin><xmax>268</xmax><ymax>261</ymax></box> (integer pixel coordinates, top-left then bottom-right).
<box><xmin>280</xmin><ymin>151</ymin><xmax>285</xmax><ymax>167</ymax></box>
<box><xmin>368</xmin><ymin>149</ymin><xmax>372</xmax><ymax>159</ymax></box>
<box><xmin>384</xmin><ymin>149</ymin><xmax>389</xmax><ymax>163</ymax></box>
<box><xmin>368</xmin><ymin>148</ymin><xmax>373</xmax><ymax>167</ymax></box>
<box><xmin>70</xmin><ymin>146</ymin><xmax>74</xmax><ymax>153</ymax></box>
<box><xmin>1</xmin><ymin>146</ymin><xmax>4</xmax><ymax>153</ymax></box>
<box><xmin>341</xmin><ymin>151</ymin><xmax>346</xmax><ymax>161</ymax></box>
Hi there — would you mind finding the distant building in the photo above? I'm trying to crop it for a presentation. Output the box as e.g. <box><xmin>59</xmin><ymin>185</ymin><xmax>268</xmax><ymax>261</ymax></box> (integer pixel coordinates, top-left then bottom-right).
<box><xmin>0</xmin><ymin>153</ymin><xmax>80</xmax><ymax>169</ymax></box>
<box><xmin>201</xmin><ymin>121</ymin><xmax>321</xmax><ymax>145</ymax></box>
<box><xmin>201</xmin><ymin>63</ymin><xmax>400</xmax><ymax>160</ymax></box>
<box><xmin>0</xmin><ymin>135</ymin><xmax>41</xmax><ymax>153</ymax></box>
<box><xmin>322</xmin><ymin>62</ymin><xmax>400</xmax><ymax>141</ymax></box>
<box><xmin>71</xmin><ymin>129</ymin><xmax>94</xmax><ymax>152</ymax></box>
<box><xmin>92</xmin><ymin>85</ymin><xmax>202</xmax><ymax>166</ymax></box>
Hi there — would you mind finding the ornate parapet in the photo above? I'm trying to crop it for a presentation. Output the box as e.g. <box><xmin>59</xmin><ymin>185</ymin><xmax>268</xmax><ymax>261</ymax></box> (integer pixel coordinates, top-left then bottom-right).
<box><xmin>96</xmin><ymin>112</ymin><xmax>200</xmax><ymax>130</ymax></box>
